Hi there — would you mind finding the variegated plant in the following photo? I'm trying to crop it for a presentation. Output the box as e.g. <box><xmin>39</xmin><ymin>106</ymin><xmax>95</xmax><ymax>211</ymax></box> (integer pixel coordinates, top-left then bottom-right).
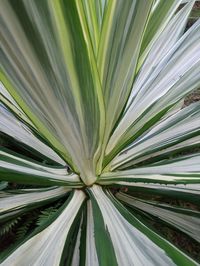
<box><xmin>0</xmin><ymin>0</ymin><xmax>200</xmax><ymax>265</ymax></box>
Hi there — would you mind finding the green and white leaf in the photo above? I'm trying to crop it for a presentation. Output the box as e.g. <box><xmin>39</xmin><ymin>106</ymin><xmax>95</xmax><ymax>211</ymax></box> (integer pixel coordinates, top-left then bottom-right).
<box><xmin>100</xmin><ymin>154</ymin><xmax>200</xmax><ymax>185</ymax></box>
<box><xmin>0</xmin><ymin>181</ymin><xmax>8</xmax><ymax>191</ymax></box>
<box><xmin>140</xmin><ymin>0</ymin><xmax>183</xmax><ymax>64</ymax></box>
<box><xmin>79</xmin><ymin>0</ymin><xmax>107</xmax><ymax>57</ymax></box>
<box><xmin>0</xmin><ymin>0</ymin><xmax>199</xmax><ymax>265</ymax></box>
<box><xmin>110</xmin><ymin>103</ymin><xmax>200</xmax><ymax>170</ymax></box>
<box><xmin>117</xmin><ymin>192</ymin><xmax>200</xmax><ymax>242</ymax></box>
<box><xmin>0</xmin><ymin>190</ymin><xmax>85</xmax><ymax>265</ymax></box>
<box><xmin>105</xmin><ymin>18</ymin><xmax>200</xmax><ymax>162</ymax></box>
<box><xmin>0</xmin><ymin>82</ymin><xmax>34</xmax><ymax>127</ymax></box>
<box><xmin>0</xmin><ymin>149</ymin><xmax>82</xmax><ymax>187</ymax></box>
<box><xmin>85</xmin><ymin>201</ymin><xmax>99</xmax><ymax>266</ymax></box>
<box><xmin>128</xmin><ymin>1</ymin><xmax>195</xmax><ymax>107</ymax></box>
<box><xmin>0</xmin><ymin>186</ymin><xmax>70</xmax><ymax>222</ymax></box>
<box><xmin>87</xmin><ymin>185</ymin><xmax>197</xmax><ymax>266</ymax></box>
<box><xmin>0</xmin><ymin>103</ymin><xmax>65</xmax><ymax>166</ymax></box>
<box><xmin>97</xmin><ymin>0</ymin><xmax>153</xmax><ymax>169</ymax></box>
<box><xmin>124</xmin><ymin>183</ymin><xmax>200</xmax><ymax>206</ymax></box>
<box><xmin>0</xmin><ymin>0</ymin><xmax>105</xmax><ymax>184</ymax></box>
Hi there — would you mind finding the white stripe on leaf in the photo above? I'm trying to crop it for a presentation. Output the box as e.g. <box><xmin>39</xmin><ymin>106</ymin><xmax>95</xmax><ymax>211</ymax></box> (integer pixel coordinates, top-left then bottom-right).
<box><xmin>1</xmin><ymin>190</ymin><xmax>85</xmax><ymax>266</ymax></box>
<box><xmin>110</xmin><ymin>103</ymin><xmax>200</xmax><ymax>169</ymax></box>
<box><xmin>89</xmin><ymin>185</ymin><xmax>179</xmax><ymax>266</ymax></box>
<box><xmin>0</xmin><ymin>186</ymin><xmax>70</xmax><ymax>218</ymax></box>
<box><xmin>0</xmin><ymin>103</ymin><xmax>65</xmax><ymax>166</ymax></box>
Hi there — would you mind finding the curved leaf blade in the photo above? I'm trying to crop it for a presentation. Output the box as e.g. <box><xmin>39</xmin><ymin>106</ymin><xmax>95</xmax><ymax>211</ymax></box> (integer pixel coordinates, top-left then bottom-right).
<box><xmin>0</xmin><ymin>190</ymin><xmax>86</xmax><ymax>265</ymax></box>
<box><xmin>105</xmin><ymin>19</ymin><xmax>200</xmax><ymax>161</ymax></box>
<box><xmin>0</xmin><ymin>149</ymin><xmax>82</xmax><ymax>187</ymax></box>
<box><xmin>99</xmin><ymin>154</ymin><xmax>200</xmax><ymax>185</ymax></box>
<box><xmin>117</xmin><ymin>192</ymin><xmax>200</xmax><ymax>242</ymax></box>
<box><xmin>96</xmin><ymin>0</ymin><xmax>153</xmax><ymax>170</ymax></box>
<box><xmin>0</xmin><ymin>103</ymin><xmax>65</xmax><ymax>166</ymax></box>
<box><xmin>111</xmin><ymin>103</ymin><xmax>200</xmax><ymax>170</ymax></box>
<box><xmin>0</xmin><ymin>186</ymin><xmax>70</xmax><ymax>222</ymax></box>
<box><xmin>0</xmin><ymin>0</ymin><xmax>105</xmax><ymax>184</ymax></box>
<box><xmin>87</xmin><ymin>185</ymin><xmax>197</xmax><ymax>265</ymax></box>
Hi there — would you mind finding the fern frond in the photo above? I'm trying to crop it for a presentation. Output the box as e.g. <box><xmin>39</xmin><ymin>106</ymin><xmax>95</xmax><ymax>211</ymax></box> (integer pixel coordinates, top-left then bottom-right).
<box><xmin>15</xmin><ymin>219</ymin><xmax>34</xmax><ymax>241</ymax></box>
<box><xmin>36</xmin><ymin>207</ymin><xmax>59</xmax><ymax>227</ymax></box>
<box><xmin>0</xmin><ymin>217</ymin><xmax>21</xmax><ymax>236</ymax></box>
